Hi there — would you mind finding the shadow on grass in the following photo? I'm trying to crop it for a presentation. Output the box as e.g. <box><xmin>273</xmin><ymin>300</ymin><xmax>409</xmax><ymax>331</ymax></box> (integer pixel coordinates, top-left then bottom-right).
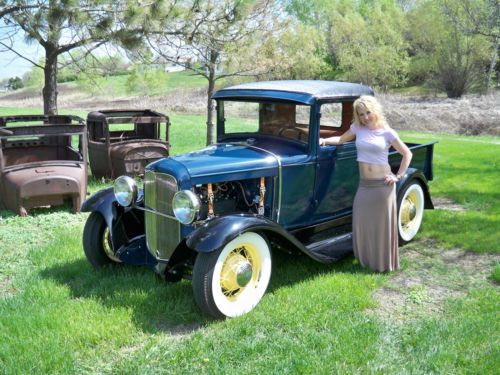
<box><xmin>39</xmin><ymin>258</ymin><xmax>206</xmax><ymax>334</ymax></box>
<box><xmin>39</xmin><ymin>248</ymin><xmax>369</xmax><ymax>334</ymax></box>
<box><xmin>0</xmin><ymin>201</ymin><xmax>78</xmax><ymax>219</ymax></box>
<box><xmin>267</xmin><ymin>249</ymin><xmax>373</xmax><ymax>292</ymax></box>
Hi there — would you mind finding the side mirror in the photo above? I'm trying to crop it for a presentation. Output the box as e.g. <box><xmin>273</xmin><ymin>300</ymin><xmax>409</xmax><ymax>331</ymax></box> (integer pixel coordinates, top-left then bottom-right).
<box><xmin>0</xmin><ymin>128</ymin><xmax>13</xmax><ymax>136</ymax></box>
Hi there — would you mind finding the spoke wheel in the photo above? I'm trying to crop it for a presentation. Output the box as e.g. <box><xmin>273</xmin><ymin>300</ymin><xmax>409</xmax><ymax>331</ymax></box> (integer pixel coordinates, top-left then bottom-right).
<box><xmin>397</xmin><ymin>181</ymin><xmax>425</xmax><ymax>244</ymax></box>
<box><xmin>83</xmin><ymin>212</ymin><xmax>121</xmax><ymax>267</ymax></box>
<box><xmin>192</xmin><ymin>232</ymin><xmax>272</xmax><ymax>319</ymax></box>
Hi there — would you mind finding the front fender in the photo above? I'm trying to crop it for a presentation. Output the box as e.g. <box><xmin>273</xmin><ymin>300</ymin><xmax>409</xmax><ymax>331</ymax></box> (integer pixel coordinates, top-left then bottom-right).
<box><xmin>81</xmin><ymin>187</ymin><xmax>145</xmax><ymax>252</ymax></box>
<box><xmin>185</xmin><ymin>213</ymin><xmax>323</xmax><ymax>260</ymax></box>
<box><xmin>81</xmin><ymin>186</ymin><xmax>117</xmax><ymax>229</ymax></box>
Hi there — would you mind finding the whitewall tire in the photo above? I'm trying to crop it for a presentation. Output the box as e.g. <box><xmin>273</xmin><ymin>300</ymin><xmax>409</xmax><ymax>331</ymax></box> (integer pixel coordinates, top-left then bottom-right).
<box><xmin>192</xmin><ymin>232</ymin><xmax>272</xmax><ymax>318</ymax></box>
<box><xmin>397</xmin><ymin>181</ymin><xmax>425</xmax><ymax>244</ymax></box>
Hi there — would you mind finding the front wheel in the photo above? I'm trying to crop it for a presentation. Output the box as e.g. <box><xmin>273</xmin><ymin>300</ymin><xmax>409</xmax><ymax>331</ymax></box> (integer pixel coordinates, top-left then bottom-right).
<box><xmin>397</xmin><ymin>181</ymin><xmax>425</xmax><ymax>244</ymax></box>
<box><xmin>83</xmin><ymin>212</ymin><xmax>121</xmax><ymax>268</ymax></box>
<box><xmin>192</xmin><ymin>232</ymin><xmax>272</xmax><ymax>319</ymax></box>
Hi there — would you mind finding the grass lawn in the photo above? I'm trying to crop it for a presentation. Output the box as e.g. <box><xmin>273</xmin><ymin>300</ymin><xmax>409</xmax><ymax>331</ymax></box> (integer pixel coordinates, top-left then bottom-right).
<box><xmin>0</xmin><ymin>116</ymin><xmax>498</xmax><ymax>373</ymax></box>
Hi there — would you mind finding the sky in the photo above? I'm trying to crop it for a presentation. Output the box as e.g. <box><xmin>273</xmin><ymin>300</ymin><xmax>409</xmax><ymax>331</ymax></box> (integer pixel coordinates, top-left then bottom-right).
<box><xmin>0</xmin><ymin>28</ymin><xmax>42</xmax><ymax>81</ymax></box>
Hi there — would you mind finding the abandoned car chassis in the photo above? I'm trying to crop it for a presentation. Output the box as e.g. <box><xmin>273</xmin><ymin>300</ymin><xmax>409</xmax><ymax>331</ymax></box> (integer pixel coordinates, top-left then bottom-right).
<box><xmin>0</xmin><ymin>115</ymin><xmax>88</xmax><ymax>216</ymax></box>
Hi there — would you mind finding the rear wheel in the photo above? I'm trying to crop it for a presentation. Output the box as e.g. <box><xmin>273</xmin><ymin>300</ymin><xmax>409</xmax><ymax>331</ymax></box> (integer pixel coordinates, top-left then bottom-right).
<box><xmin>397</xmin><ymin>181</ymin><xmax>425</xmax><ymax>244</ymax></box>
<box><xmin>192</xmin><ymin>232</ymin><xmax>272</xmax><ymax>319</ymax></box>
<box><xmin>83</xmin><ymin>212</ymin><xmax>121</xmax><ymax>267</ymax></box>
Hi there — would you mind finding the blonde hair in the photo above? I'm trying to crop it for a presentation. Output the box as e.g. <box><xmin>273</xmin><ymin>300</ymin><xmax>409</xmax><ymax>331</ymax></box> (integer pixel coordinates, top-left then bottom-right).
<box><xmin>353</xmin><ymin>95</ymin><xmax>388</xmax><ymax>128</ymax></box>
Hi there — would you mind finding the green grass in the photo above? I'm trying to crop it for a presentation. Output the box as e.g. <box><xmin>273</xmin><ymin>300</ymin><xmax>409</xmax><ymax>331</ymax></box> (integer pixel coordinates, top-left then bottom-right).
<box><xmin>0</xmin><ymin>121</ymin><xmax>498</xmax><ymax>373</ymax></box>
<box><xmin>402</xmin><ymin>131</ymin><xmax>499</xmax><ymax>253</ymax></box>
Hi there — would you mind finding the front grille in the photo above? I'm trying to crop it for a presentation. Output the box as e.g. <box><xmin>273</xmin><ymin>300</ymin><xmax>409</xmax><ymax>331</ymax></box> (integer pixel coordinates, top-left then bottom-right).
<box><xmin>144</xmin><ymin>171</ymin><xmax>180</xmax><ymax>260</ymax></box>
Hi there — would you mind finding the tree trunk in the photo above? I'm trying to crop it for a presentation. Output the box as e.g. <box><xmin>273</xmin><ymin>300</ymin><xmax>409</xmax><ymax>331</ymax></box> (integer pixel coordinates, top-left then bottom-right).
<box><xmin>205</xmin><ymin>50</ymin><xmax>218</xmax><ymax>145</ymax></box>
<box><xmin>486</xmin><ymin>36</ymin><xmax>499</xmax><ymax>94</ymax></box>
<box><xmin>43</xmin><ymin>48</ymin><xmax>58</xmax><ymax>115</ymax></box>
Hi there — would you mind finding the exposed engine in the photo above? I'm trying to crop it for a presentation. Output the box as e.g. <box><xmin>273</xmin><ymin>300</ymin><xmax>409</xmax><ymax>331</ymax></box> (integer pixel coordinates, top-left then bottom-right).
<box><xmin>193</xmin><ymin>177</ymin><xmax>269</xmax><ymax>220</ymax></box>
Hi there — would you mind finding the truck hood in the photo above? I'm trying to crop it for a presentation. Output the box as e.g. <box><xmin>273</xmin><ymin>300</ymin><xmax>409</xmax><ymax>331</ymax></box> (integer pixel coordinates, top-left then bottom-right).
<box><xmin>148</xmin><ymin>143</ymin><xmax>280</xmax><ymax>185</ymax></box>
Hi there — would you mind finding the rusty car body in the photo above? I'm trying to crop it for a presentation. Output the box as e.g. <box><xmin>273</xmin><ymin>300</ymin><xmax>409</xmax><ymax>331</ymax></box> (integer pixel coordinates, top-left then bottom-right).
<box><xmin>0</xmin><ymin>115</ymin><xmax>88</xmax><ymax>216</ymax></box>
<box><xmin>86</xmin><ymin>109</ymin><xmax>170</xmax><ymax>179</ymax></box>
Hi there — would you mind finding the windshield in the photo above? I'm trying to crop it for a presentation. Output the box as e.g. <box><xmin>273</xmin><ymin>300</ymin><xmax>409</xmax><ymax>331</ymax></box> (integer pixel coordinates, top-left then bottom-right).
<box><xmin>218</xmin><ymin>101</ymin><xmax>312</xmax><ymax>144</ymax></box>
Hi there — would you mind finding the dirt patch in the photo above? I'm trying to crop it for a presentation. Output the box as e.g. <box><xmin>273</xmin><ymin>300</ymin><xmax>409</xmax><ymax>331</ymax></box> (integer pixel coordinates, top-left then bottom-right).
<box><xmin>155</xmin><ymin>321</ymin><xmax>201</xmax><ymax>337</ymax></box>
<box><xmin>0</xmin><ymin>276</ymin><xmax>16</xmax><ymax>299</ymax></box>
<box><xmin>368</xmin><ymin>239</ymin><xmax>499</xmax><ymax>322</ymax></box>
<box><xmin>432</xmin><ymin>197</ymin><xmax>467</xmax><ymax>211</ymax></box>
<box><xmin>0</xmin><ymin>85</ymin><xmax>208</xmax><ymax>115</ymax></box>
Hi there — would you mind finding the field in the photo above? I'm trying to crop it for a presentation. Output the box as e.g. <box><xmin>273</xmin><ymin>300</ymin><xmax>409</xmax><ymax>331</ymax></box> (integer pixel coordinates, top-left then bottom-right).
<box><xmin>0</xmin><ymin>81</ymin><xmax>499</xmax><ymax>373</ymax></box>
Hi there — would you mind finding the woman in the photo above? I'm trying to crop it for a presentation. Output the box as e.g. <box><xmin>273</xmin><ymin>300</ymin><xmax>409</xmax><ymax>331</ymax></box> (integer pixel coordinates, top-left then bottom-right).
<box><xmin>319</xmin><ymin>96</ymin><xmax>412</xmax><ymax>272</ymax></box>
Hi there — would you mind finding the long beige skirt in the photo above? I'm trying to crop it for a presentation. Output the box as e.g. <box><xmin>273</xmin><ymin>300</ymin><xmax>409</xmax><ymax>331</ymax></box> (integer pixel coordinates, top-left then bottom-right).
<box><xmin>352</xmin><ymin>179</ymin><xmax>399</xmax><ymax>272</ymax></box>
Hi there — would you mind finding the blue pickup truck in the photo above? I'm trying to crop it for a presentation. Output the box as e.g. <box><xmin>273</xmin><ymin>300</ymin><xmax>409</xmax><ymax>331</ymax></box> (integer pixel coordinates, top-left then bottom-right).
<box><xmin>82</xmin><ymin>80</ymin><xmax>436</xmax><ymax>318</ymax></box>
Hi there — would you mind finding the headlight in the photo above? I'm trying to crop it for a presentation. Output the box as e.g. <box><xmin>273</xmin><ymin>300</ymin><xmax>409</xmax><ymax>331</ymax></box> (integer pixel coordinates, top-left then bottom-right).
<box><xmin>172</xmin><ymin>190</ymin><xmax>200</xmax><ymax>224</ymax></box>
<box><xmin>113</xmin><ymin>176</ymin><xmax>138</xmax><ymax>207</ymax></box>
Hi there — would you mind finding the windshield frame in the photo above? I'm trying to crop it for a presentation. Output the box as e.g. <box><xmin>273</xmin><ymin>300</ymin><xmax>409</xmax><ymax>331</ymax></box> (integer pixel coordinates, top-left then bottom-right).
<box><xmin>215</xmin><ymin>99</ymin><xmax>314</xmax><ymax>150</ymax></box>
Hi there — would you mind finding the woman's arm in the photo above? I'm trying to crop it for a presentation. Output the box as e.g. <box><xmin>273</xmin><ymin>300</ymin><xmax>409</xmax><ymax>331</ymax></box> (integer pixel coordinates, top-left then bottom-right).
<box><xmin>319</xmin><ymin>129</ymin><xmax>355</xmax><ymax>146</ymax></box>
<box><xmin>384</xmin><ymin>137</ymin><xmax>413</xmax><ymax>185</ymax></box>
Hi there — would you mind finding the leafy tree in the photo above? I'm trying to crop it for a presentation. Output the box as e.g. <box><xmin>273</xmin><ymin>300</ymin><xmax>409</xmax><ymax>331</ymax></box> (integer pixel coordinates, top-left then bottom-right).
<box><xmin>7</xmin><ymin>76</ymin><xmax>23</xmax><ymax>90</ymax></box>
<box><xmin>125</xmin><ymin>64</ymin><xmax>169</xmax><ymax>96</ymax></box>
<box><xmin>333</xmin><ymin>1</ymin><xmax>409</xmax><ymax>90</ymax></box>
<box><xmin>258</xmin><ymin>21</ymin><xmax>332</xmax><ymax>80</ymax></box>
<box><xmin>58</xmin><ymin>51</ymin><xmax>129</xmax><ymax>83</ymax></box>
<box><xmin>286</xmin><ymin>0</ymin><xmax>355</xmax><ymax>72</ymax></box>
<box><xmin>408</xmin><ymin>0</ymin><xmax>491</xmax><ymax>97</ymax></box>
<box><xmin>441</xmin><ymin>0</ymin><xmax>500</xmax><ymax>92</ymax></box>
<box><xmin>23</xmin><ymin>63</ymin><xmax>44</xmax><ymax>88</ymax></box>
<box><xmin>0</xmin><ymin>1</ymin><xmax>154</xmax><ymax>114</ymax></box>
<box><xmin>75</xmin><ymin>69</ymin><xmax>105</xmax><ymax>96</ymax></box>
<box><xmin>287</xmin><ymin>0</ymin><xmax>410</xmax><ymax>90</ymax></box>
<box><xmin>146</xmin><ymin>0</ymin><xmax>283</xmax><ymax>145</ymax></box>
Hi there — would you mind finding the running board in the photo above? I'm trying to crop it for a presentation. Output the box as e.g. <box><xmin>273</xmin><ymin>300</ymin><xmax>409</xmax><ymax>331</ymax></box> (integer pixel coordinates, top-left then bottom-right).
<box><xmin>305</xmin><ymin>233</ymin><xmax>353</xmax><ymax>263</ymax></box>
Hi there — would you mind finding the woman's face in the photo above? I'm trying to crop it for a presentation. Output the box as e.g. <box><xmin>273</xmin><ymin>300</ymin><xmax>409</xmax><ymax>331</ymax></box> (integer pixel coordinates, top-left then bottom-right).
<box><xmin>357</xmin><ymin>106</ymin><xmax>376</xmax><ymax>128</ymax></box>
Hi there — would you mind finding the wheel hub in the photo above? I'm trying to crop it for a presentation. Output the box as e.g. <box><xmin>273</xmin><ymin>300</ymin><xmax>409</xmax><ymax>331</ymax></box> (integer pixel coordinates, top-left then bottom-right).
<box><xmin>236</xmin><ymin>262</ymin><xmax>253</xmax><ymax>287</ymax></box>
<box><xmin>401</xmin><ymin>199</ymin><xmax>417</xmax><ymax>227</ymax></box>
<box><xmin>220</xmin><ymin>251</ymin><xmax>254</xmax><ymax>293</ymax></box>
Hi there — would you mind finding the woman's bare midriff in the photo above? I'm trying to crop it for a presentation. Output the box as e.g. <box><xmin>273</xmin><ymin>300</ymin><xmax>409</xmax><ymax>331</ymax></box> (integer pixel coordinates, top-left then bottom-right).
<box><xmin>358</xmin><ymin>161</ymin><xmax>391</xmax><ymax>179</ymax></box>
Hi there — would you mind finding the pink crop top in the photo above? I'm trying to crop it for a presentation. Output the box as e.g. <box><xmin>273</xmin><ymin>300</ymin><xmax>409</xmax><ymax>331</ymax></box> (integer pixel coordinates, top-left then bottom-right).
<box><xmin>350</xmin><ymin>123</ymin><xmax>399</xmax><ymax>165</ymax></box>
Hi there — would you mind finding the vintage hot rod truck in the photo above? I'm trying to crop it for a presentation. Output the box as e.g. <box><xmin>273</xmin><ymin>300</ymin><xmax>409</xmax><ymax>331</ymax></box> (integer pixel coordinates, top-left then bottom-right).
<box><xmin>82</xmin><ymin>80</ymin><xmax>436</xmax><ymax>318</ymax></box>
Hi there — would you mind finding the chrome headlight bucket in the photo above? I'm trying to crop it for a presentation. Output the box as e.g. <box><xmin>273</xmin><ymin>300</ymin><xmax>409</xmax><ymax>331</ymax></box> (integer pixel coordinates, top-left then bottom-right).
<box><xmin>113</xmin><ymin>176</ymin><xmax>138</xmax><ymax>207</ymax></box>
<box><xmin>172</xmin><ymin>190</ymin><xmax>200</xmax><ymax>224</ymax></box>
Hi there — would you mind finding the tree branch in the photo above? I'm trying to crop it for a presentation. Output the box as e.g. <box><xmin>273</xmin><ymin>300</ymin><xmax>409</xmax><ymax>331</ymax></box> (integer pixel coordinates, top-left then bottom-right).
<box><xmin>0</xmin><ymin>40</ymin><xmax>44</xmax><ymax>69</ymax></box>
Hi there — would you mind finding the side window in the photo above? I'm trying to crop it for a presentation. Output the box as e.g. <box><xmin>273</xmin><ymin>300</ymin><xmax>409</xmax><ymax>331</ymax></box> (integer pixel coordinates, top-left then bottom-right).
<box><xmin>295</xmin><ymin>105</ymin><xmax>310</xmax><ymax>126</ymax></box>
<box><xmin>320</xmin><ymin>103</ymin><xmax>343</xmax><ymax>128</ymax></box>
<box><xmin>259</xmin><ymin>103</ymin><xmax>310</xmax><ymax>143</ymax></box>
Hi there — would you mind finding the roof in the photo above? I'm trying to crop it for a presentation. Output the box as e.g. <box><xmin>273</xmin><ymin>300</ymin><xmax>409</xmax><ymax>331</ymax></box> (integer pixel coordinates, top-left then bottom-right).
<box><xmin>212</xmin><ymin>80</ymin><xmax>374</xmax><ymax>105</ymax></box>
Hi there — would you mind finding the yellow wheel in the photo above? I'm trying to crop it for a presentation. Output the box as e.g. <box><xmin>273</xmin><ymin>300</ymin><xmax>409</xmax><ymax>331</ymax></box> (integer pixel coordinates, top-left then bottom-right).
<box><xmin>192</xmin><ymin>232</ymin><xmax>272</xmax><ymax>318</ymax></box>
<box><xmin>397</xmin><ymin>181</ymin><xmax>425</xmax><ymax>244</ymax></box>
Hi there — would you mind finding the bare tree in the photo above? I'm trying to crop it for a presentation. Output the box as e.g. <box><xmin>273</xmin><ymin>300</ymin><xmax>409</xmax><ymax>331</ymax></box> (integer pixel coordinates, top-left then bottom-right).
<box><xmin>0</xmin><ymin>0</ymin><xmax>157</xmax><ymax>114</ymax></box>
<box><xmin>146</xmin><ymin>0</ymin><xmax>282</xmax><ymax>145</ymax></box>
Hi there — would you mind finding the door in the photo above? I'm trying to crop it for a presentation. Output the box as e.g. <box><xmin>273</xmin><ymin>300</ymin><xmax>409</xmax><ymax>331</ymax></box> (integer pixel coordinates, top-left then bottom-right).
<box><xmin>313</xmin><ymin>142</ymin><xmax>359</xmax><ymax>224</ymax></box>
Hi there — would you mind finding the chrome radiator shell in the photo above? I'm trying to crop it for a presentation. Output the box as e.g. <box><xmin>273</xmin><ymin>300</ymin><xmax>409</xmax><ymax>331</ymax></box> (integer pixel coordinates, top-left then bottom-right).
<box><xmin>144</xmin><ymin>171</ymin><xmax>180</xmax><ymax>260</ymax></box>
